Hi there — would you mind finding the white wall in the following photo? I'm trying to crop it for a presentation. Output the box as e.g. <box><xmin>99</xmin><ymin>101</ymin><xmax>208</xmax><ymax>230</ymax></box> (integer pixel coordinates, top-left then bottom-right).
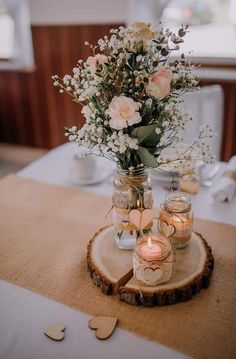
<box><xmin>28</xmin><ymin>0</ymin><xmax>127</xmax><ymax>25</ymax></box>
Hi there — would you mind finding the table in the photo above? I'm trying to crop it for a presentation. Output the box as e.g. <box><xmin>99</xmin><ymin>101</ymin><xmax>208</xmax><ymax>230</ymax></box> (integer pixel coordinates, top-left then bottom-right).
<box><xmin>0</xmin><ymin>142</ymin><xmax>235</xmax><ymax>359</ymax></box>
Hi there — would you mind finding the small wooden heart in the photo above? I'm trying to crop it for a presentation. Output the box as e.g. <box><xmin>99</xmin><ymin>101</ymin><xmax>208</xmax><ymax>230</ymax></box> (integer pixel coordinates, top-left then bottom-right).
<box><xmin>44</xmin><ymin>323</ymin><xmax>65</xmax><ymax>341</ymax></box>
<box><xmin>88</xmin><ymin>316</ymin><xmax>118</xmax><ymax>340</ymax></box>
<box><xmin>129</xmin><ymin>209</ymin><xmax>153</xmax><ymax>230</ymax></box>
<box><xmin>160</xmin><ymin>220</ymin><xmax>175</xmax><ymax>237</ymax></box>
<box><xmin>143</xmin><ymin>267</ymin><xmax>163</xmax><ymax>284</ymax></box>
<box><xmin>121</xmin><ymin>221</ymin><xmax>129</xmax><ymax>228</ymax></box>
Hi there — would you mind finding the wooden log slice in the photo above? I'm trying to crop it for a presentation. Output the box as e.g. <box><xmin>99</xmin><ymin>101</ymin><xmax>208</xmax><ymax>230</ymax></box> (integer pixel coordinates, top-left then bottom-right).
<box><xmin>87</xmin><ymin>226</ymin><xmax>133</xmax><ymax>294</ymax></box>
<box><xmin>87</xmin><ymin>226</ymin><xmax>214</xmax><ymax>305</ymax></box>
<box><xmin>120</xmin><ymin>231</ymin><xmax>214</xmax><ymax>306</ymax></box>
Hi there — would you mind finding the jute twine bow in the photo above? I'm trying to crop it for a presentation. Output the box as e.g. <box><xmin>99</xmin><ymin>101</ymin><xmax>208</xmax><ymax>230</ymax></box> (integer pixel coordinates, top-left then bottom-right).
<box><xmin>114</xmin><ymin>174</ymin><xmax>148</xmax><ymax>209</ymax></box>
<box><xmin>106</xmin><ymin>174</ymin><xmax>149</xmax><ymax>234</ymax></box>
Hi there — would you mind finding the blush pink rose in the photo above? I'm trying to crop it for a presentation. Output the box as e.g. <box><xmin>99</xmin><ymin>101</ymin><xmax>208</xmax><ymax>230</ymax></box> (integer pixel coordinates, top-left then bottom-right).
<box><xmin>146</xmin><ymin>68</ymin><xmax>172</xmax><ymax>100</ymax></box>
<box><xmin>86</xmin><ymin>54</ymin><xmax>108</xmax><ymax>72</ymax></box>
<box><xmin>106</xmin><ymin>96</ymin><xmax>142</xmax><ymax>130</ymax></box>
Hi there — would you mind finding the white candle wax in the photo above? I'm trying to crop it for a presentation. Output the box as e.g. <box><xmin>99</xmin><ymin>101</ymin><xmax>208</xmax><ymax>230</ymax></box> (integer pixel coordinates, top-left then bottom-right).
<box><xmin>140</xmin><ymin>237</ymin><xmax>162</xmax><ymax>260</ymax></box>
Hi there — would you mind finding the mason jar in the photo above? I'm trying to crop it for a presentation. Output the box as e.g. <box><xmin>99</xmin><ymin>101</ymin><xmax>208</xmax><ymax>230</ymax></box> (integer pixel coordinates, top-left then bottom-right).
<box><xmin>158</xmin><ymin>192</ymin><xmax>193</xmax><ymax>249</ymax></box>
<box><xmin>112</xmin><ymin>167</ymin><xmax>153</xmax><ymax>249</ymax></box>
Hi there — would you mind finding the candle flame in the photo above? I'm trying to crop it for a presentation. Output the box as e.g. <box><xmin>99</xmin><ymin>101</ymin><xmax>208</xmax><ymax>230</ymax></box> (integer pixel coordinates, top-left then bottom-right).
<box><xmin>148</xmin><ymin>237</ymin><xmax>152</xmax><ymax>250</ymax></box>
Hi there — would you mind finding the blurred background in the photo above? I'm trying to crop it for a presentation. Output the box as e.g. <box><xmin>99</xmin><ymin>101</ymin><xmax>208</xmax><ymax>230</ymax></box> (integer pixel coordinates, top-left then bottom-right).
<box><xmin>0</xmin><ymin>0</ymin><xmax>235</xmax><ymax>175</ymax></box>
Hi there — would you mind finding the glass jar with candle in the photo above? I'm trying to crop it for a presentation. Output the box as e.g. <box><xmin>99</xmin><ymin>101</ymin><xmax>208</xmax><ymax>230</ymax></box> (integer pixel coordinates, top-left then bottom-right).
<box><xmin>113</xmin><ymin>167</ymin><xmax>153</xmax><ymax>250</ymax></box>
<box><xmin>133</xmin><ymin>233</ymin><xmax>173</xmax><ymax>286</ymax></box>
<box><xmin>158</xmin><ymin>192</ymin><xmax>193</xmax><ymax>249</ymax></box>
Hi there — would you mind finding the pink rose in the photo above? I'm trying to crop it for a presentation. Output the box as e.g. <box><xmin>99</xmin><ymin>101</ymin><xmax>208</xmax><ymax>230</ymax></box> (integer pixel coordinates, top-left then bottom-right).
<box><xmin>146</xmin><ymin>68</ymin><xmax>172</xmax><ymax>100</ymax></box>
<box><xmin>86</xmin><ymin>54</ymin><xmax>108</xmax><ymax>72</ymax></box>
<box><xmin>106</xmin><ymin>96</ymin><xmax>142</xmax><ymax>130</ymax></box>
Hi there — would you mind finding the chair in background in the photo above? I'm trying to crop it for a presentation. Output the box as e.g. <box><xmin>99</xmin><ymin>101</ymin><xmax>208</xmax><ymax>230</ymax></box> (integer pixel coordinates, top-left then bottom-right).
<box><xmin>182</xmin><ymin>85</ymin><xmax>224</xmax><ymax>160</ymax></box>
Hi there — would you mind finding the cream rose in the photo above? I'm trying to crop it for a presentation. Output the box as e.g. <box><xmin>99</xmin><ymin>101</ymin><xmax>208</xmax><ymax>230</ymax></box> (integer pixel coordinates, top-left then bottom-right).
<box><xmin>146</xmin><ymin>68</ymin><xmax>172</xmax><ymax>100</ymax></box>
<box><xmin>86</xmin><ymin>54</ymin><xmax>108</xmax><ymax>73</ymax></box>
<box><xmin>124</xmin><ymin>22</ymin><xmax>155</xmax><ymax>53</ymax></box>
<box><xmin>106</xmin><ymin>96</ymin><xmax>142</xmax><ymax>130</ymax></box>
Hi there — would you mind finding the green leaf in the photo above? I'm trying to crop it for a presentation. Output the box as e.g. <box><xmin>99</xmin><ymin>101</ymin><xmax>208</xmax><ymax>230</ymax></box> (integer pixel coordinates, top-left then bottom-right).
<box><xmin>128</xmin><ymin>53</ymin><xmax>136</xmax><ymax>69</ymax></box>
<box><xmin>161</xmin><ymin>48</ymin><xmax>169</xmax><ymax>56</ymax></box>
<box><xmin>178</xmin><ymin>29</ymin><xmax>186</xmax><ymax>37</ymax></box>
<box><xmin>137</xmin><ymin>146</ymin><xmax>157</xmax><ymax>168</ymax></box>
<box><xmin>124</xmin><ymin>64</ymin><xmax>132</xmax><ymax>71</ymax></box>
<box><xmin>131</xmin><ymin>124</ymin><xmax>161</xmax><ymax>146</ymax></box>
<box><xmin>146</xmin><ymin>145</ymin><xmax>157</xmax><ymax>155</ymax></box>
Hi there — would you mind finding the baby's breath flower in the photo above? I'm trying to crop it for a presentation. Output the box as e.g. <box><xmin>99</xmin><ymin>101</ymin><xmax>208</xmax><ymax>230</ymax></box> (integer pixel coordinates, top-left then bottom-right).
<box><xmin>53</xmin><ymin>22</ymin><xmax>213</xmax><ymax>169</ymax></box>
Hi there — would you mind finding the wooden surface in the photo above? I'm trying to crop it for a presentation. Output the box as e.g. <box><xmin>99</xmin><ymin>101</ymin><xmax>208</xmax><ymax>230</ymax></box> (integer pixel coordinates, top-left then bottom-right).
<box><xmin>87</xmin><ymin>226</ymin><xmax>133</xmax><ymax>294</ymax></box>
<box><xmin>0</xmin><ymin>24</ymin><xmax>120</xmax><ymax>149</ymax></box>
<box><xmin>0</xmin><ymin>143</ymin><xmax>47</xmax><ymax>165</ymax></box>
<box><xmin>0</xmin><ymin>24</ymin><xmax>235</xmax><ymax>159</ymax></box>
<box><xmin>87</xmin><ymin>226</ymin><xmax>214</xmax><ymax>306</ymax></box>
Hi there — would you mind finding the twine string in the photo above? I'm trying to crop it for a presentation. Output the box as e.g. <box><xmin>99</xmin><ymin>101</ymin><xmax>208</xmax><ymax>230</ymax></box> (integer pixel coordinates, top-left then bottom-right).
<box><xmin>112</xmin><ymin>173</ymin><xmax>149</xmax><ymax>234</ymax></box>
<box><xmin>113</xmin><ymin>174</ymin><xmax>148</xmax><ymax>211</ymax></box>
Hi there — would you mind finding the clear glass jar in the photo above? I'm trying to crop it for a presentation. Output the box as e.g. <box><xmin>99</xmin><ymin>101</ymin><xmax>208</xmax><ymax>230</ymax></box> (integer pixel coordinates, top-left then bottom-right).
<box><xmin>158</xmin><ymin>192</ymin><xmax>193</xmax><ymax>249</ymax></box>
<box><xmin>112</xmin><ymin>167</ymin><xmax>153</xmax><ymax>249</ymax></box>
<box><xmin>133</xmin><ymin>233</ymin><xmax>172</xmax><ymax>286</ymax></box>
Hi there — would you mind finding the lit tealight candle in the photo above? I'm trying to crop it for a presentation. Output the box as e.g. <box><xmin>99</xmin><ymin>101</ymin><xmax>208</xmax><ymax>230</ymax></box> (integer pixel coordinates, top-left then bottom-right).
<box><xmin>133</xmin><ymin>233</ymin><xmax>173</xmax><ymax>286</ymax></box>
<box><xmin>140</xmin><ymin>236</ymin><xmax>162</xmax><ymax>260</ymax></box>
<box><xmin>158</xmin><ymin>192</ymin><xmax>193</xmax><ymax>249</ymax></box>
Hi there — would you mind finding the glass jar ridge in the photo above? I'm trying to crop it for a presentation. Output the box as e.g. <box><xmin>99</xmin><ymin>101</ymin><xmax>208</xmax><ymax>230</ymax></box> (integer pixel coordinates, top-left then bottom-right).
<box><xmin>112</xmin><ymin>167</ymin><xmax>153</xmax><ymax>249</ymax></box>
<box><xmin>158</xmin><ymin>191</ymin><xmax>193</xmax><ymax>249</ymax></box>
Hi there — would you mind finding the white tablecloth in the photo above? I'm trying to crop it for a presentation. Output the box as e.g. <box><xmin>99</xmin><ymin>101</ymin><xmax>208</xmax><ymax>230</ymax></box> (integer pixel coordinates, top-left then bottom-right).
<box><xmin>1</xmin><ymin>143</ymin><xmax>235</xmax><ymax>359</ymax></box>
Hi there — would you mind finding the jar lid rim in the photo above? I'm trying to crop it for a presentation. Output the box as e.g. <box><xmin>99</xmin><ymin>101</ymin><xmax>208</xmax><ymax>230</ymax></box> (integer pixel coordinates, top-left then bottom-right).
<box><xmin>116</xmin><ymin>166</ymin><xmax>148</xmax><ymax>175</ymax></box>
<box><xmin>164</xmin><ymin>191</ymin><xmax>191</xmax><ymax>203</ymax></box>
<box><xmin>163</xmin><ymin>202</ymin><xmax>191</xmax><ymax>213</ymax></box>
<box><xmin>162</xmin><ymin>191</ymin><xmax>191</xmax><ymax>212</ymax></box>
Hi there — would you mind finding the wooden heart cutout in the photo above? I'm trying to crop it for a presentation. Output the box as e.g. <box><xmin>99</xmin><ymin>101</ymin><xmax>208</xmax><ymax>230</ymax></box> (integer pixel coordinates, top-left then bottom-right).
<box><xmin>44</xmin><ymin>323</ymin><xmax>65</xmax><ymax>341</ymax></box>
<box><xmin>159</xmin><ymin>220</ymin><xmax>175</xmax><ymax>237</ymax></box>
<box><xmin>121</xmin><ymin>221</ymin><xmax>129</xmax><ymax>228</ymax></box>
<box><xmin>143</xmin><ymin>267</ymin><xmax>163</xmax><ymax>284</ymax></box>
<box><xmin>88</xmin><ymin>316</ymin><xmax>118</xmax><ymax>340</ymax></box>
<box><xmin>129</xmin><ymin>209</ymin><xmax>153</xmax><ymax>230</ymax></box>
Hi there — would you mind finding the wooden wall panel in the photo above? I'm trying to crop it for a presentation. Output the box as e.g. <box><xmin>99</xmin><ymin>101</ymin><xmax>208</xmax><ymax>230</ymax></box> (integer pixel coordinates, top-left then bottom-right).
<box><xmin>0</xmin><ymin>24</ymin><xmax>235</xmax><ymax>161</ymax></box>
<box><xmin>0</xmin><ymin>24</ymin><xmax>118</xmax><ymax>149</ymax></box>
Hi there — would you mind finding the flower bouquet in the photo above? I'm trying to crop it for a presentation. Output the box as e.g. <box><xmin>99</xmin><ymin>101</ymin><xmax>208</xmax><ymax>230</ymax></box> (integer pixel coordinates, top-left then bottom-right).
<box><xmin>53</xmin><ymin>22</ymin><xmax>214</xmax><ymax>248</ymax></box>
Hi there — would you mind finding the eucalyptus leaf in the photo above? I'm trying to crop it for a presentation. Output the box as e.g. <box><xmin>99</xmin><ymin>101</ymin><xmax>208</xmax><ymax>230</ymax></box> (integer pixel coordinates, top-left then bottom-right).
<box><xmin>137</xmin><ymin>146</ymin><xmax>158</xmax><ymax>168</ymax></box>
<box><xmin>161</xmin><ymin>48</ymin><xmax>169</xmax><ymax>56</ymax></box>
<box><xmin>146</xmin><ymin>145</ymin><xmax>157</xmax><ymax>155</ymax></box>
<box><xmin>178</xmin><ymin>29</ymin><xmax>186</xmax><ymax>37</ymax></box>
<box><xmin>131</xmin><ymin>124</ymin><xmax>161</xmax><ymax>145</ymax></box>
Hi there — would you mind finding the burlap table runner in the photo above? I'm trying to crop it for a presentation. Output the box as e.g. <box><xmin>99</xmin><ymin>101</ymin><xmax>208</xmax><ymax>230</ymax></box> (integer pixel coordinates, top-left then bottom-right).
<box><xmin>0</xmin><ymin>174</ymin><xmax>235</xmax><ymax>359</ymax></box>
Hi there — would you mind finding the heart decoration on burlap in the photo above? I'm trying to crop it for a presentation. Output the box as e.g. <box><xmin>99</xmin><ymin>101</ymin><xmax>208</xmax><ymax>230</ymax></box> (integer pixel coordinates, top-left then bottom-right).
<box><xmin>143</xmin><ymin>267</ymin><xmax>163</xmax><ymax>284</ymax></box>
<box><xmin>88</xmin><ymin>316</ymin><xmax>118</xmax><ymax>340</ymax></box>
<box><xmin>159</xmin><ymin>220</ymin><xmax>176</xmax><ymax>237</ymax></box>
<box><xmin>44</xmin><ymin>323</ymin><xmax>65</xmax><ymax>341</ymax></box>
<box><xmin>129</xmin><ymin>209</ymin><xmax>153</xmax><ymax>230</ymax></box>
